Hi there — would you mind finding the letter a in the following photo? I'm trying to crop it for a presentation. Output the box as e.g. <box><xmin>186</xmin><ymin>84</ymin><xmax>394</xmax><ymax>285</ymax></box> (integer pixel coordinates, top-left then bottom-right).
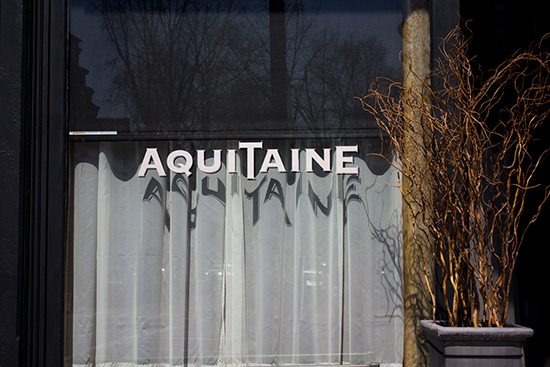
<box><xmin>138</xmin><ymin>148</ymin><xmax>167</xmax><ymax>177</ymax></box>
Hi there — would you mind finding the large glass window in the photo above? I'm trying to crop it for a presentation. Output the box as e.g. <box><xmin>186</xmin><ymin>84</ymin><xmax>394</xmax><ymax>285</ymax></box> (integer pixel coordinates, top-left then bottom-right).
<box><xmin>66</xmin><ymin>1</ymin><xmax>404</xmax><ymax>366</ymax></box>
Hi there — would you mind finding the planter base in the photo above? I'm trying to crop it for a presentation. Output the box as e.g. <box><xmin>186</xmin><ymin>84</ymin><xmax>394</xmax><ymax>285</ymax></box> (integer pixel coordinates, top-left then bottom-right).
<box><xmin>420</xmin><ymin>320</ymin><xmax>533</xmax><ymax>367</ymax></box>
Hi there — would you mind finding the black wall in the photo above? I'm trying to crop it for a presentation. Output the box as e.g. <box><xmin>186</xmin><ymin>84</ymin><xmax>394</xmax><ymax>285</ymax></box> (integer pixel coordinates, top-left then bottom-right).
<box><xmin>0</xmin><ymin>0</ymin><xmax>24</xmax><ymax>365</ymax></box>
<box><xmin>461</xmin><ymin>0</ymin><xmax>550</xmax><ymax>365</ymax></box>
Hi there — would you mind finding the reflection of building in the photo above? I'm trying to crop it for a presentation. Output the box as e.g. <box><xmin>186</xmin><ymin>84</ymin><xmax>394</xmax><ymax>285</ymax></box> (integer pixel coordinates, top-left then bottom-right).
<box><xmin>69</xmin><ymin>34</ymin><xmax>100</xmax><ymax>127</ymax></box>
<box><xmin>1</xmin><ymin>0</ymin><xmax>550</xmax><ymax>366</ymax></box>
<box><xmin>69</xmin><ymin>34</ymin><xmax>131</xmax><ymax>133</ymax></box>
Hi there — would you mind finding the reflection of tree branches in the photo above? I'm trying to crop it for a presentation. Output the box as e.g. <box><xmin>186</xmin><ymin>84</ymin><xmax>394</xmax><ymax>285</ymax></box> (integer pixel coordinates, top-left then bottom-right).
<box><xmin>96</xmin><ymin>0</ymin><xmax>397</xmax><ymax>131</ymax></box>
<box><xmin>293</xmin><ymin>33</ymin><xmax>394</xmax><ymax>130</ymax></box>
<box><xmin>97</xmin><ymin>0</ymin><xmax>244</xmax><ymax>130</ymax></box>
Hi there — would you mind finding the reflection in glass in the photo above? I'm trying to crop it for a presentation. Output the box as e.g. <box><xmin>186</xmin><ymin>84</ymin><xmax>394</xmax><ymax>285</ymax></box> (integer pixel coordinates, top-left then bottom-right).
<box><xmin>69</xmin><ymin>0</ymin><xmax>401</xmax><ymax>134</ymax></box>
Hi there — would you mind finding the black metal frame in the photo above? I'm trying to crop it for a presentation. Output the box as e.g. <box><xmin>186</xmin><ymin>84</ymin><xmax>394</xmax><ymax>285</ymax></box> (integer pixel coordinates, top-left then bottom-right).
<box><xmin>20</xmin><ymin>0</ymin><xmax>68</xmax><ymax>366</ymax></box>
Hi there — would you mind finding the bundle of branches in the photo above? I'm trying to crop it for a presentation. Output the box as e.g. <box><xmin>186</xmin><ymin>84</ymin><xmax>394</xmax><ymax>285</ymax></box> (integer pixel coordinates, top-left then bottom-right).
<box><xmin>360</xmin><ymin>27</ymin><xmax>550</xmax><ymax>327</ymax></box>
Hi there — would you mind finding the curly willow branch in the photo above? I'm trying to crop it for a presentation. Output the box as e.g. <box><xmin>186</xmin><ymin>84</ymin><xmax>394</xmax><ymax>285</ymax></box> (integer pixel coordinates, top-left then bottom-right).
<box><xmin>358</xmin><ymin>26</ymin><xmax>550</xmax><ymax>327</ymax></box>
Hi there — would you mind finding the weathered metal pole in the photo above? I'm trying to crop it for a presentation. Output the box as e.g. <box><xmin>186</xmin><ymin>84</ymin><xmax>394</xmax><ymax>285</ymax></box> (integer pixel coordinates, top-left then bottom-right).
<box><xmin>401</xmin><ymin>1</ymin><xmax>433</xmax><ymax>366</ymax></box>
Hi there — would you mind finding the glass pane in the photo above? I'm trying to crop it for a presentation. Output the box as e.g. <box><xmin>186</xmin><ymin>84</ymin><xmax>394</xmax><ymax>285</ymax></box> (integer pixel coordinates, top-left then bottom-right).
<box><xmin>69</xmin><ymin>0</ymin><xmax>402</xmax><ymax>137</ymax></box>
<box><xmin>67</xmin><ymin>1</ymin><xmax>404</xmax><ymax>366</ymax></box>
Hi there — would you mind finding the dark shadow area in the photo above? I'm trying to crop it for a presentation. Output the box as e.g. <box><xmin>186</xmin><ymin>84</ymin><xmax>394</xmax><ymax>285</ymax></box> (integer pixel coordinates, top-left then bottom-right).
<box><xmin>461</xmin><ymin>0</ymin><xmax>550</xmax><ymax>365</ymax></box>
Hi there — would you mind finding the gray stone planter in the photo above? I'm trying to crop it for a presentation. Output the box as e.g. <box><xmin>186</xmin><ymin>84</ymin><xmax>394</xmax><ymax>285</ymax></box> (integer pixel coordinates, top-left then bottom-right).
<box><xmin>420</xmin><ymin>320</ymin><xmax>533</xmax><ymax>367</ymax></box>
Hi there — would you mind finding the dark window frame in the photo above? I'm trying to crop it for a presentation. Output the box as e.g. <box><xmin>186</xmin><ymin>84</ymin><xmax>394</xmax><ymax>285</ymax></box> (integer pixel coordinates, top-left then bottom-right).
<box><xmin>21</xmin><ymin>0</ymin><xmax>68</xmax><ymax>366</ymax></box>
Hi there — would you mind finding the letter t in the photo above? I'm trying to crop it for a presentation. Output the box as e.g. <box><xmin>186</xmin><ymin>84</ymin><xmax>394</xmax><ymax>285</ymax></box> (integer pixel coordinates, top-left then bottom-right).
<box><xmin>239</xmin><ymin>141</ymin><xmax>263</xmax><ymax>179</ymax></box>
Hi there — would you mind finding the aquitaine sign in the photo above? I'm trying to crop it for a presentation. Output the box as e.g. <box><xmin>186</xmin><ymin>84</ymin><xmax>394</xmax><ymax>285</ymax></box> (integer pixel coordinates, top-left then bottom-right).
<box><xmin>139</xmin><ymin>141</ymin><xmax>359</xmax><ymax>179</ymax></box>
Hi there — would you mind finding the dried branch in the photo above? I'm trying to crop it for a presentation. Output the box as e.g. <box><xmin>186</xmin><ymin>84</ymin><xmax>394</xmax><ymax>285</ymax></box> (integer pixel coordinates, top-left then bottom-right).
<box><xmin>359</xmin><ymin>26</ymin><xmax>550</xmax><ymax>327</ymax></box>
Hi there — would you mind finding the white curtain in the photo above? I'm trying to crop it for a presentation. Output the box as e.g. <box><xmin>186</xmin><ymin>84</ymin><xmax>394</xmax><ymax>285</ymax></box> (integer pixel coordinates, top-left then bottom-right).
<box><xmin>70</xmin><ymin>140</ymin><xmax>403</xmax><ymax>367</ymax></box>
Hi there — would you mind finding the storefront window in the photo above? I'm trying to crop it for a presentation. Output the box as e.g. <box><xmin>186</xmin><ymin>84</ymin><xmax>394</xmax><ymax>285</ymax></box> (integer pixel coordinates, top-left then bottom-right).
<box><xmin>67</xmin><ymin>1</ymin><xmax>403</xmax><ymax>366</ymax></box>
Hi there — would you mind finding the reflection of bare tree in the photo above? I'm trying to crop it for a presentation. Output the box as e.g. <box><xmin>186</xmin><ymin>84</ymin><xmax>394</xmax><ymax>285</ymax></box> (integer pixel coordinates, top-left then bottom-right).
<box><xmin>98</xmin><ymin>0</ymin><xmax>244</xmax><ymax>130</ymax></box>
<box><xmin>293</xmin><ymin>33</ymin><xmax>393</xmax><ymax>129</ymax></box>
<box><xmin>95</xmin><ymin>0</ymin><xmax>396</xmax><ymax>131</ymax></box>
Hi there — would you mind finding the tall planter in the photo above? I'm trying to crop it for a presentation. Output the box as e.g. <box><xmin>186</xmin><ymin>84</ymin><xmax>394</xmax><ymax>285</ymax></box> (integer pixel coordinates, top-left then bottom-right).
<box><xmin>420</xmin><ymin>320</ymin><xmax>533</xmax><ymax>367</ymax></box>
